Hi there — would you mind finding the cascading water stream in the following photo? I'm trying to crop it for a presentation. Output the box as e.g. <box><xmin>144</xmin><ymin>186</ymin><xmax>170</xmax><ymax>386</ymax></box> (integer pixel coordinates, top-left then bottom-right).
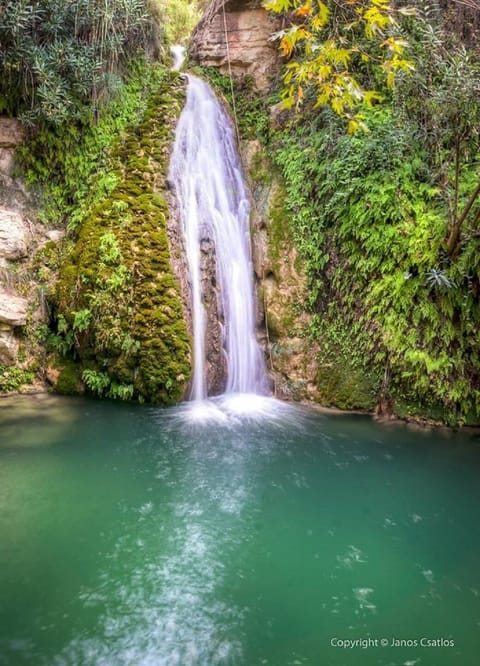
<box><xmin>170</xmin><ymin>45</ymin><xmax>186</xmax><ymax>72</ymax></box>
<box><xmin>169</xmin><ymin>76</ymin><xmax>267</xmax><ymax>401</ymax></box>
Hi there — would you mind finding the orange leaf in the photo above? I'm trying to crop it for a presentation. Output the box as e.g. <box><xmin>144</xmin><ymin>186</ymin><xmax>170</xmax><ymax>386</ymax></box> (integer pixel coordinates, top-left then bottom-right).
<box><xmin>295</xmin><ymin>2</ymin><xmax>312</xmax><ymax>18</ymax></box>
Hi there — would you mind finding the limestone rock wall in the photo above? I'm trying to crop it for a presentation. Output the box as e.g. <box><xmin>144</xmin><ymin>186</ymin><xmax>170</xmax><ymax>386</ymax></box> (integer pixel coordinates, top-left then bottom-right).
<box><xmin>190</xmin><ymin>0</ymin><xmax>281</xmax><ymax>90</ymax></box>
<box><xmin>0</xmin><ymin>119</ymin><xmax>31</xmax><ymax>367</ymax></box>
<box><xmin>243</xmin><ymin>140</ymin><xmax>322</xmax><ymax>402</ymax></box>
<box><xmin>0</xmin><ymin>118</ymin><xmax>62</xmax><ymax>381</ymax></box>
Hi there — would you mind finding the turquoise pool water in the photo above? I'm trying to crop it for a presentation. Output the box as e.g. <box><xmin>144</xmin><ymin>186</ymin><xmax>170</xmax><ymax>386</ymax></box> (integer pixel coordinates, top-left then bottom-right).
<box><xmin>0</xmin><ymin>394</ymin><xmax>479</xmax><ymax>665</ymax></box>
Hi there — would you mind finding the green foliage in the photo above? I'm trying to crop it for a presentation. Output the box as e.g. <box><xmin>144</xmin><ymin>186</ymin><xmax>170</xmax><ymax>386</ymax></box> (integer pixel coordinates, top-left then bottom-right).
<box><xmin>46</xmin><ymin>315</ymin><xmax>75</xmax><ymax>357</ymax></box>
<box><xmin>81</xmin><ymin>367</ymin><xmax>136</xmax><ymax>402</ymax></box>
<box><xmin>18</xmin><ymin>62</ymin><xmax>170</xmax><ymax>229</ymax></box>
<box><xmin>54</xmin><ymin>73</ymin><xmax>191</xmax><ymax>405</ymax></box>
<box><xmin>150</xmin><ymin>0</ymin><xmax>201</xmax><ymax>45</ymax></box>
<box><xmin>199</xmin><ymin>67</ymin><xmax>272</xmax><ymax>143</ymax></box>
<box><xmin>82</xmin><ymin>369</ymin><xmax>111</xmax><ymax>395</ymax></box>
<box><xmin>0</xmin><ymin>0</ymin><xmax>154</xmax><ymax>126</ymax></box>
<box><xmin>272</xmin><ymin>101</ymin><xmax>480</xmax><ymax>424</ymax></box>
<box><xmin>394</xmin><ymin>8</ymin><xmax>480</xmax><ymax>256</ymax></box>
<box><xmin>0</xmin><ymin>366</ymin><xmax>35</xmax><ymax>393</ymax></box>
<box><xmin>264</xmin><ymin>0</ymin><xmax>415</xmax><ymax>130</ymax></box>
<box><xmin>73</xmin><ymin>309</ymin><xmax>92</xmax><ymax>333</ymax></box>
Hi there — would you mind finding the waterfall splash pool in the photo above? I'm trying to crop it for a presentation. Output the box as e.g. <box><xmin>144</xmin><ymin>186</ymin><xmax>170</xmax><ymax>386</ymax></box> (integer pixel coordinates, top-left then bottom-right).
<box><xmin>1</xmin><ymin>394</ymin><xmax>479</xmax><ymax>665</ymax></box>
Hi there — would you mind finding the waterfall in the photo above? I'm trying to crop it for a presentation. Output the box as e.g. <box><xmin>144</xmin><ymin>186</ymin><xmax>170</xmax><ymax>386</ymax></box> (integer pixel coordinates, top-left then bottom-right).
<box><xmin>170</xmin><ymin>45</ymin><xmax>186</xmax><ymax>72</ymax></box>
<box><xmin>169</xmin><ymin>76</ymin><xmax>267</xmax><ymax>401</ymax></box>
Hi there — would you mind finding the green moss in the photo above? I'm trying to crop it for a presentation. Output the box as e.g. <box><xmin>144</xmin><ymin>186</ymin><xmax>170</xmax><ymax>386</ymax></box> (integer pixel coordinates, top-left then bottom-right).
<box><xmin>54</xmin><ymin>360</ymin><xmax>84</xmax><ymax>396</ymax></box>
<box><xmin>55</xmin><ymin>73</ymin><xmax>191</xmax><ymax>405</ymax></box>
<box><xmin>31</xmin><ymin>241</ymin><xmax>61</xmax><ymax>272</ymax></box>
<box><xmin>267</xmin><ymin>182</ymin><xmax>290</xmax><ymax>273</ymax></box>
<box><xmin>249</xmin><ymin>149</ymin><xmax>271</xmax><ymax>188</ymax></box>
<box><xmin>316</xmin><ymin>358</ymin><xmax>377</xmax><ymax>411</ymax></box>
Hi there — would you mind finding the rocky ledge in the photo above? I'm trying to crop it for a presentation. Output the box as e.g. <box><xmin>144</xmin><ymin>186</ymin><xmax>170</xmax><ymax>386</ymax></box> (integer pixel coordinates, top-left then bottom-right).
<box><xmin>190</xmin><ymin>0</ymin><xmax>281</xmax><ymax>91</ymax></box>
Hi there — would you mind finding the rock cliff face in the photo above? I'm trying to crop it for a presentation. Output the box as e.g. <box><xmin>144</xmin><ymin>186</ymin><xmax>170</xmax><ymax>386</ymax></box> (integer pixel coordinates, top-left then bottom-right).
<box><xmin>190</xmin><ymin>0</ymin><xmax>281</xmax><ymax>90</ymax></box>
<box><xmin>200</xmin><ymin>238</ymin><xmax>227</xmax><ymax>395</ymax></box>
<box><xmin>0</xmin><ymin>118</ymin><xmax>63</xmax><ymax>387</ymax></box>
<box><xmin>0</xmin><ymin>120</ymin><xmax>31</xmax><ymax>367</ymax></box>
<box><xmin>243</xmin><ymin>141</ymin><xmax>322</xmax><ymax>402</ymax></box>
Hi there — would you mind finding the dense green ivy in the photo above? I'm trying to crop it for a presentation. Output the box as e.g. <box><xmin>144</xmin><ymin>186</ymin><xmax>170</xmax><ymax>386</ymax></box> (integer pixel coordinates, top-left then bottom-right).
<box><xmin>273</xmin><ymin>106</ymin><xmax>480</xmax><ymax>425</ymax></box>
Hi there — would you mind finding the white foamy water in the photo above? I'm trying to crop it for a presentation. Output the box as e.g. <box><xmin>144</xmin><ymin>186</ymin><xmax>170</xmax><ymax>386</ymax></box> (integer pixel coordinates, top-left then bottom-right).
<box><xmin>169</xmin><ymin>76</ymin><xmax>267</xmax><ymax>400</ymax></box>
<box><xmin>170</xmin><ymin>45</ymin><xmax>186</xmax><ymax>72</ymax></box>
<box><xmin>165</xmin><ymin>394</ymin><xmax>303</xmax><ymax>429</ymax></box>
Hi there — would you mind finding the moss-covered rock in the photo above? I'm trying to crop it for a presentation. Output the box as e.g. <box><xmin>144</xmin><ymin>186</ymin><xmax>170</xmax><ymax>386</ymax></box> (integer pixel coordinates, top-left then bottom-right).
<box><xmin>54</xmin><ymin>74</ymin><xmax>191</xmax><ymax>404</ymax></box>
<box><xmin>316</xmin><ymin>358</ymin><xmax>377</xmax><ymax>411</ymax></box>
<box><xmin>52</xmin><ymin>359</ymin><xmax>84</xmax><ymax>396</ymax></box>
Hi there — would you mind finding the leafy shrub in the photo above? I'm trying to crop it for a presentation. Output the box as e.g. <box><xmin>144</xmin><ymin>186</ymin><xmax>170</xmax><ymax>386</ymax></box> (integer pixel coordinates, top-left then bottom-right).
<box><xmin>0</xmin><ymin>0</ymin><xmax>154</xmax><ymax>126</ymax></box>
<box><xmin>0</xmin><ymin>366</ymin><xmax>35</xmax><ymax>393</ymax></box>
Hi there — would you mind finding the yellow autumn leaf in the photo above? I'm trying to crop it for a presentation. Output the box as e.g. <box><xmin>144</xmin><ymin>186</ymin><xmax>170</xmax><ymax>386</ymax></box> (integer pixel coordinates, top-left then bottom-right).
<box><xmin>347</xmin><ymin>118</ymin><xmax>359</xmax><ymax>134</ymax></box>
<box><xmin>263</xmin><ymin>0</ymin><xmax>293</xmax><ymax>12</ymax></box>
<box><xmin>331</xmin><ymin>96</ymin><xmax>344</xmax><ymax>114</ymax></box>
<box><xmin>363</xmin><ymin>89</ymin><xmax>383</xmax><ymax>106</ymax></box>
<box><xmin>295</xmin><ymin>1</ymin><xmax>312</xmax><ymax>18</ymax></box>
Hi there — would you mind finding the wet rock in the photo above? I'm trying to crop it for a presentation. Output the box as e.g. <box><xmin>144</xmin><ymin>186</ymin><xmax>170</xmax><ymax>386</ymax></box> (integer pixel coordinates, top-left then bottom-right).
<box><xmin>45</xmin><ymin>229</ymin><xmax>65</xmax><ymax>243</ymax></box>
<box><xmin>201</xmin><ymin>237</ymin><xmax>227</xmax><ymax>395</ymax></box>
<box><xmin>0</xmin><ymin>148</ymin><xmax>15</xmax><ymax>177</ymax></box>
<box><xmin>0</xmin><ymin>287</ymin><xmax>28</xmax><ymax>365</ymax></box>
<box><xmin>0</xmin><ymin>119</ymin><xmax>26</xmax><ymax>148</ymax></box>
<box><xmin>246</xmin><ymin>145</ymin><xmax>323</xmax><ymax>402</ymax></box>
<box><xmin>190</xmin><ymin>0</ymin><xmax>281</xmax><ymax>91</ymax></box>
<box><xmin>45</xmin><ymin>365</ymin><xmax>60</xmax><ymax>387</ymax></box>
<box><xmin>164</xmin><ymin>187</ymin><xmax>193</xmax><ymax>360</ymax></box>
<box><xmin>0</xmin><ymin>119</ymin><xmax>26</xmax><ymax>182</ymax></box>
